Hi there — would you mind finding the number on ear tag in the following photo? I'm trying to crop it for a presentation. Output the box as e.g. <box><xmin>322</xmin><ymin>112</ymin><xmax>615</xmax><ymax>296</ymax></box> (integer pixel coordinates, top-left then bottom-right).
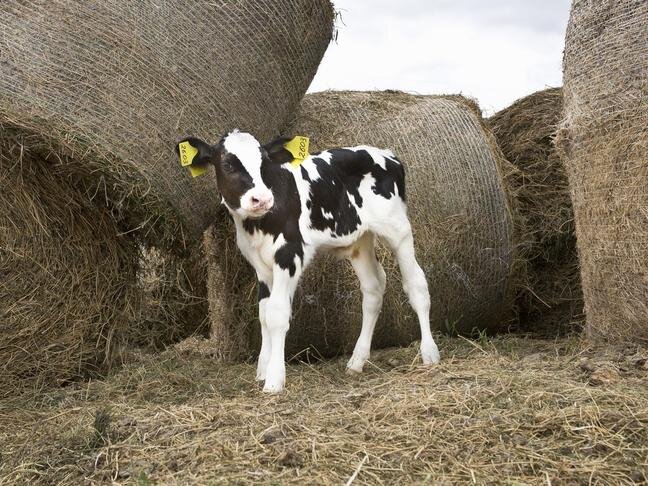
<box><xmin>178</xmin><ymin>141</ymin><xmax>207</xmax><ymax>177</ymax></box>
<box><xmin>284</xmin><ymin>136</ymin><xmax>310</xmax><ymax>167</ymax></box>
<box><xmin>178</xmin><ymin>141</ymin><xmax>198</xmax><ymax>166</ymax></box>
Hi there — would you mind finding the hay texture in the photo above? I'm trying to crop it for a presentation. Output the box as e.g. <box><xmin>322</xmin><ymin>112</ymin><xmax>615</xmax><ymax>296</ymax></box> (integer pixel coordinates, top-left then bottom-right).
<box><xmin>558</xmin><ymin>0</ymin><xmax>648</xmax><ymax>344</ymax></box>
<box><xmin>133</xmin><ymin>246</ymin><xmax>208</xmax><ymax>349</ymax></box>
<box><xmin>0</xmin><ymin>0</ymin><xmax>334</xmax><ymax>387</ymax></box>
<box><xmin>0</xmin><ymin>0</ymin><xmax>335</xmax><ymax>240</ymax></box>
<box><xmin>489</xmin><ymin>88</ymin><xmax>583</xmax><ymax>335</ymax></box>
<box><xmin>2</xmin><ymin>336</ymin><xmax>647</xmax><ymax>484</ymax></box>
<box><xmin>0</xmin><ymin>133</ymin><xmax>138</xmax><ymax>396</ymax></box>
<box><xmin>206</xmin><ymin>91</ymin><xmax>515</xmax><ymax>361</ymax></box>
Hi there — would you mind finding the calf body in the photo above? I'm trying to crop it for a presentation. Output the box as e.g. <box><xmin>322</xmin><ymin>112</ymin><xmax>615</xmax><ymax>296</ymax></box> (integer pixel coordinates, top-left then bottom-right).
<box><xmin>179</xmin><ymin>131</ymin><xmax>440</xmax><ymax>392</ymax></box>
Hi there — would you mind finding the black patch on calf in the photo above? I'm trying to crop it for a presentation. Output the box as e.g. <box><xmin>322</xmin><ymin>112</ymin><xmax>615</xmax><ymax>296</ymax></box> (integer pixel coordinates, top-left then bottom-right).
<box><xmin>371</xmin><ymin>155</ymin><xmax>406</xmax><ymax>201</ymax></box>
<box><xmin>306</xmin><ymin>156</ymin><xmax>362</xmax><ymax>236</ymax></box>
<box><xmin>274</xmin><ymin>241</ymin><xmax>304</xmax><ymax>277</ymax></box>
<box><xmin>258</xmin><ymin>281</ymin><xmax>270</xmax><ymax>301</ymax></box>
<box><xmin>327</xmin><ymin>148</ymin><xmax>374</xmax><ymax>208</ymax></box>
<box><xmin>324</xmin><ymin>148</ymin><xmax>406</xmax><ymax>205</ymax></box>
<box><xmin>214</xmin><ymin>152</ymin><xmax>254</xmax><ymax>210</ymax></box>
<box><xmin>300</xmin><ymin>165</ymin><xmax>311</xmax><ymax>183</ymax></box>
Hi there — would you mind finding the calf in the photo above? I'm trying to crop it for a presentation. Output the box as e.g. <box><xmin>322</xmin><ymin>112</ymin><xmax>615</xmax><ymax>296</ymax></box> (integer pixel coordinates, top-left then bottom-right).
<box><xmin>177</xmin><ymin>130</ymin><xmax>440</xmax><ymax>392</ymax></box>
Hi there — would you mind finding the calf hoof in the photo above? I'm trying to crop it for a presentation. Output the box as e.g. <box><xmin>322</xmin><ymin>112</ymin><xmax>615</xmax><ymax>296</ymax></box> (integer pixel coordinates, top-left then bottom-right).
<box><xmin>256</xmin><ymin>370</ymin><xmax>266</xmax><ymax>381</ymax></box>
<box><xmin>262</xmin><ymin>381</ymin><xmax>285</xmax><ymax>394</ymax></box>
<box><xmin>346</xmin><ymin>355</ymin><xmax>367</xmax><ymax>374</ymax></box>
<box><xmin>421</xmin><ymin>344</ymin><xmax>441</xmax><ymax>365</ymax></box>
<box><xmin>262</xmin><ymin>369</ymin><xmax>285</xmax><ymax>393</ymax></box>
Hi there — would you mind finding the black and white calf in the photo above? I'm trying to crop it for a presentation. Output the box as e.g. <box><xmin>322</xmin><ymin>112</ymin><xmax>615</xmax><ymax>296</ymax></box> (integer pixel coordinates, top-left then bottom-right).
<box><xmin>178</xmin><ymin>130</ymin><xmax>440</xmax><ymax>392</ymax></box>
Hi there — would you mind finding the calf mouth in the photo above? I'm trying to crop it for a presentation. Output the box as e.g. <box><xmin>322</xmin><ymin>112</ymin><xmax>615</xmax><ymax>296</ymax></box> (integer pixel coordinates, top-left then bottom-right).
<box><xmin>246</xmin><ymin>207</ymin><xmax>272</xmax><ymax>219</ymax></box>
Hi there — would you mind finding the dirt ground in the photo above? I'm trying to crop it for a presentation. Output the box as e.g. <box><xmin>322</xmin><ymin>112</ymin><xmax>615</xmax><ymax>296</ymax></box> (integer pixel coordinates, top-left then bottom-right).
<box><xmin>1</xmin><ymin>335</ymin><xmax>646</xmax><ymax>485</ymax></box>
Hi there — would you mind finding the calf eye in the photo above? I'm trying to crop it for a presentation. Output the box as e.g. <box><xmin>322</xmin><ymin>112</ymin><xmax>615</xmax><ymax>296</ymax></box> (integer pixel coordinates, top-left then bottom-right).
<box><xmin>222</xmin><ymin>159</ymin><xmax>235</xmax><ymax>173</ymax></box>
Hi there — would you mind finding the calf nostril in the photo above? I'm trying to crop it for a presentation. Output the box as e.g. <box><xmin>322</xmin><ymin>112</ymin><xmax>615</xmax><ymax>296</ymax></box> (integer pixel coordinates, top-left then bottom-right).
<box><xmin>251</xmin><ymin>197</ymin><xmax>260</xmax><ymax>205</ymax></box>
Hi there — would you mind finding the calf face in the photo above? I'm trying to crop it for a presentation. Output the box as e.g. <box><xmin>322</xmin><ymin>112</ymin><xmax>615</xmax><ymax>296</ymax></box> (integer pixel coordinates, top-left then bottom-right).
<box><xmin>178</xmin><ymin>131</ymin><xmax>275</xmax><ymax>219</ymax></box>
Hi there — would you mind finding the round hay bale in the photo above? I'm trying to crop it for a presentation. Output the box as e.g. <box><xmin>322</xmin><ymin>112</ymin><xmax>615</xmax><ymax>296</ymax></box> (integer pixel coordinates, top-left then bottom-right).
<box><xmin>206</xmin><ymin>91</ymin><xmax>516</xmax><ymax>361</ymax></box>
<box><xmin>0</xmin><ymin>0</ymin><xmax>334</xmax><ymax>385</ymax></box>
<box><xmin>489</xmin><ymin>88</ymin><xmax>584</xmax><ymax>335</ymax></box>
<box><xmin>0</xmin><ymin>0</ymin><xmax>335</xmax><ymax>240</ymax></box>
<box><xmin>557</xmin><ymin>0</ymin><xmax>648</xmax><ymax>344</ymax></box>
<box><xmin>0</xmin><ymin>133</ymin><xmax>138</xmax><ymax>395</ymax></box>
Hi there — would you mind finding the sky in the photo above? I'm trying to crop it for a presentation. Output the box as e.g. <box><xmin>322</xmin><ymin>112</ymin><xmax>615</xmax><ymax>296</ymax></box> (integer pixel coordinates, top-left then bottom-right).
<box><xmin>308</xmin><ymin>0</ymin><xmax>571</xmax><ymax>115</ymax></box>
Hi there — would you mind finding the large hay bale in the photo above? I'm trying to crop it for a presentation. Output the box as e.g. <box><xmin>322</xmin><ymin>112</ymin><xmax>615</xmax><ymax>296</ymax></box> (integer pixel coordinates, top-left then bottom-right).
<box><xmin>206</xmin><ymin>91</ymin><xmax>515</xmax><ymax>361</ymax></box>
<box><xmin>0</xmin><ymin>0</ymin><xmax>334</xmax><ymax>386</ymax></box>
<box><xmin>557</xmin><ymin>0</ymin><xmax>648</xmax><ymax>344</ymax></box>
<box><xmin>0</xmin><ymin>134</ymin><xmax>138</xmax><ymax>395</ymax></box>
<box><xmin>1</xmin><ymin>0</ymin><xmax>335</xmax><ymax>240</ymax></box>
<box><xmin>489</xmin><ymin>88</ymin><xmax>584</xmax><ymax>335</ymax></box>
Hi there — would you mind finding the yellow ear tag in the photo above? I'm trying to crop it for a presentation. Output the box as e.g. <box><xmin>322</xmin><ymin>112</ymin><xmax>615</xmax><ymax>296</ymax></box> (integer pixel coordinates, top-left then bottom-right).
<box><xmin>187</xmin><ymin>165</ymin><xmax>207</xmax><ymax>178</ymax></box>
<box><xmin>284</xmin><ymin>136</ymin><xmax>310</xmax><ymax>167</ymax></box>
<box><xmin>178</xmin><ymin>141</ymin><xmax>207</xmax><ymax>178</ymax></box>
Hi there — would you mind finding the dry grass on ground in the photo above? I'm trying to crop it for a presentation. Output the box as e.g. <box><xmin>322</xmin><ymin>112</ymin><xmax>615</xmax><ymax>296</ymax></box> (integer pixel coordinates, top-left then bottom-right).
<box><xmin>1</xmin><ymin>336</ymin><xmax>646</xmax><ymax>484</ymax></box>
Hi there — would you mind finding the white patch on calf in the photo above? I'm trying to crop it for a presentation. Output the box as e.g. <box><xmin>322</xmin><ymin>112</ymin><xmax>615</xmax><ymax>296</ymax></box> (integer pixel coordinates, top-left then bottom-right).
<box><xmin>233</xmin><ymin>219</ymin><xmax>275</xmax><ymax>275</ymax></box>
<box><xmin>223</xmin><ymin>130</ymin><xmax>275</xmax><ymax>217</ymax></box>
<box><xmin>317</xmin><ymin>151</ymin><xmax>333</xmax><ymax>163</ymax></box>
<box><xmin>223</xmin><ymin>130</ymin><xmax>265</xmax><ymax>188</ymax></box>
<box><xmin>300</xmin><ymin>156</ymin><xmax>322</xmax><ymax>182</ymax></box>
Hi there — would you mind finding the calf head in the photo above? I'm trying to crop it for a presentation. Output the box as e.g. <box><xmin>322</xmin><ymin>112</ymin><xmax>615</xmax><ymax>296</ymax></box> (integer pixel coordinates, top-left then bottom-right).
<box><xmin>177</xmin><ymin>130</ymin><xmax>290</xmax><ymax>219</ymax></box>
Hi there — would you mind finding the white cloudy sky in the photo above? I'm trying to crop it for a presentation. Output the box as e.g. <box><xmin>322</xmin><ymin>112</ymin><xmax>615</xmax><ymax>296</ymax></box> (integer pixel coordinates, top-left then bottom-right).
<box><xmin>308</xmin><ymin>0</ymin><xmax>571</xmax><ymax>115</ymax></box>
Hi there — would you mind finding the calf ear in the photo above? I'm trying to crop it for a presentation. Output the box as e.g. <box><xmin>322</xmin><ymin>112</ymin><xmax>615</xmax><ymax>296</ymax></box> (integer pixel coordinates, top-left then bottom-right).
<box><xmin>263</xmin><ymin>136</ymin><xmax>294</xmax><ymax>164</ymax></box>
<box><xmin>175</xmin><ymin>137</ymin><xmax>219</xmax><ymax>168</ymax></box>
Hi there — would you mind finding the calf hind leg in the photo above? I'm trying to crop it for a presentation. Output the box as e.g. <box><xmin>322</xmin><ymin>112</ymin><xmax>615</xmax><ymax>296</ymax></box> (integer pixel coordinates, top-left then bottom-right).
<box><xmin>347</xmin><ymin>233</ymin><xmax>386</xmax><ymax>373</ymax></box>
<box><xmin>383</xmin><ymin>225</ymin><xmax>440</xmax><ymax>365</ymax></box>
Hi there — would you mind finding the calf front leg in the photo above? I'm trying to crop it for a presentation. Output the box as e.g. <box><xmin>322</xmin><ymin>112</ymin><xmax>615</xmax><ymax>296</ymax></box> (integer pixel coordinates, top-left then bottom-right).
<box><xmin>256</xmin><ymin>278</ymin><xmax>272</xmax><ymax>381</ymax></box>
<box><xmin>263</xmin><ymin>253</ymin><xmax>303</xmax><ymax>393</ymax></box>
